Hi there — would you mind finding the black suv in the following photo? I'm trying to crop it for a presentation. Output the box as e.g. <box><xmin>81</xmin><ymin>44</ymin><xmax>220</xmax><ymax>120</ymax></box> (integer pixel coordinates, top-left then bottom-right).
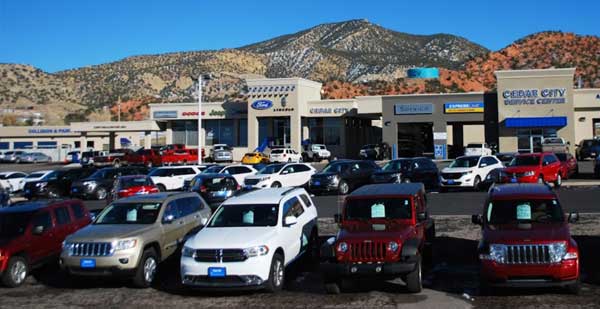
<box><xmin>70</xmin><ymin>166</ymin><xmax>148</xmax><ymax>200</ymax></box>
<box><xmin>23</xmin><ymin>168</ymin><xmax>97</xmax><ymax>199</ymax></box>
<box><xmin>186</xmin><ymin>173</ymin><xmax>240</xmax><ymax>210</ymax></box>
<box><xmin>371</xmin><ymin>157</ymin><xmax>439</xmax><ymax>189</ymax></box>
<box><xmin>309</xmin><ymin>160</ymin><xmax>379</xmax><ymax>195</ymax></box>
<box><xmin>576</xmin><ymin>139</ymin><xmax>600</xmax><ymax>160</ymax></box>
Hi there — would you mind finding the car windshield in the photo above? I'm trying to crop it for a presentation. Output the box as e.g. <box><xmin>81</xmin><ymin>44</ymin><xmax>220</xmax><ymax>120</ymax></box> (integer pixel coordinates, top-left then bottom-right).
<box><xmin>95</xmin><ymin>202</ymin><xmax>162</xmax><ymax>224</ymax></box>
<box><xmin>555</xmin><ymin>153</ymin><xmax>568</xmax><ymax>162</ymax></box>
<box><xmin>258</xmin><ymin>164</ymin><xmax>285</xmax><ymax>175</ymax></box>
<box><xmin>449</xmin><ymin>157</ymin><xmax>479</xmax><ymax>168</ymax></box>
<box><xmin>0</xmin><ymin>213</ymin><xmax>32</xmax><ymax>238</ymax></box>
<box><xmin>203</xmin><ymin>166</ymin><xmax>224</xmax><ymax>174</ymax></box>
<box><xmin>509</xmin><ymin>156</ymin><xmax>540</xmax><ymax>167</ymax></box>
<box><xmin>543</xmin><ymin>138</ymin><xmax>563</xmax><ymax>144</ymax></box>
<box><xmin>0</xmin><ymin>174</ymin><xmax>8</xmax><ymax>180</ymax></box>
<box><xmin>271</xmin><ymin>149</ymin><xmax>284</xmax><ymax>154</ymax></box>
<box><xmin>381</xmin><ymin>160</ymin><xmax>411</xmax><ymax>172</ymax></box>
<box><xmin>41</xmin><ymin>171</ymin><xmax>62</xmax><ymax>181</ymax></box>
<box><xmin>467</xmin><ymin>144</ymin><xmax>483</xmax><ymax>148</ymax></box>
<box><xmin>121</xmin><ymin>177</ymin><xmax>152</xmax><ymax>189</ymax></box>
<box><xmin>25</xmin><ymin>172</ymin><xmax>45</xmax><ymax>179</ymax></box>
<box><xmin>208</xmin><ymin>204</ymin><xmax>279</xmax><ymax>227</ymax></box>
<box><xmin>322</xmin><ymin>163</ymin><xmax>349</xmax><ymax>173</ymax></box>
<box><xmin>345</xmin><ymin>198</ymin><xmax>412</xmax><ymax>220</ymax></box>
<box><xmin>486</xmin><ymin>199</ymin><xmax>564</xmax><ymax>224</ymax></box>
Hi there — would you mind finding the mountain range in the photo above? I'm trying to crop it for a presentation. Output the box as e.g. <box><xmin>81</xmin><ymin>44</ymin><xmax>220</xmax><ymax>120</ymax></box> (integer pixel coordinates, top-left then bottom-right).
<box><xmin>0</xmin><ymin>19</ymin><xmax>598</xmax><ymax>125</ymax></box>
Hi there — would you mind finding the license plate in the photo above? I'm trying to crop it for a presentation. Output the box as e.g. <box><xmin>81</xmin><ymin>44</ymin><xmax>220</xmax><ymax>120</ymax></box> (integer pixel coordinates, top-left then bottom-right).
<box><xmin>314</xmin><ymin>181</ymin><xmax>320</xmax><ymax>186</ymax></box>
<box><xmin>80</xmin><ymin>259</ymin><xmax>96</xmax><ymax>268</ymax></box>
<box><xmin>25</xmin><ymin>189</ymin><xmax>30</xmax><ymax>194</ymax></box>
<box><xmin>208</xmin><ymin>267</ymin><xmax>226</xmax><ymax>277</ymax></box>
<box><xmin>244</xmin><ymin>185</ymin><xmax>253</xmax><ymax>190</ymax></box>
<box><xmin>72</xmin><ymin>188</ymin><xmax>78</xmax><ymax>193</ymax></box>
<box><xmin>447</xmin><ymin>180</ymin><xmax>454</xmax><ymax>185</ymax></box>
<box><xmin>511</xmin><ymin>178</ymin><xmax>518</xmax><ymax>183</ymax></box>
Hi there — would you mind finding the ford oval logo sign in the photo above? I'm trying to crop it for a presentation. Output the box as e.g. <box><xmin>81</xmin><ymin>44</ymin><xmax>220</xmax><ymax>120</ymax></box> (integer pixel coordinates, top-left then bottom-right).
<box><xmin>251</xmin><ymin>100</ymin><xmax>273</xmax><ymax>110</ymax></box>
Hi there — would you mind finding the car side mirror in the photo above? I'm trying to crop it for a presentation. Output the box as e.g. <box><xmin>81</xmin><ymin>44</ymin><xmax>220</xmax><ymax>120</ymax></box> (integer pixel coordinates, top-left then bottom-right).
<box><xmin>32</xmin><ymin>225</ymin><xmax>45</xmax><ymax>235</ymax></box>
<box><xmin>162</xmin><ymin>214</ymin><xmax>175</xmax><ymax>224</ymax></box>
<box><xmin>200</xmin><ymin>217</ymin><xmax>208</xmax><ymax>226</ymax></box>
<box><xmin>471</xmin><ymin>214</ymin><xmax>483</xmax><ymax>226</ymax></box>
<box><xmin>284</xmin><ymin>216</ymin><xmax>298</xmax><ymax>227</ymax></box>
<box><xmin>334</xmin><ymin>213</ymin><xmax>342</xmax><ymax>223</ymax></box>
<box><xmin>282</xmin><ymin>170</ymin><xmax>289</xmax><ymax>175</ymax></box>
<box><xmin>480</xmin><ymin>163</ymin><xmax>488</xmax><ymax>168</ymax></box>
<box><xmin>416</xmin><ymin>212</ymin><xmax>428</xmax><ymax>222</ymax></box>
<box><xmin>568</xmin><ymin>212</ymin><xmax>579</xmax><ymax>223</ymax></box>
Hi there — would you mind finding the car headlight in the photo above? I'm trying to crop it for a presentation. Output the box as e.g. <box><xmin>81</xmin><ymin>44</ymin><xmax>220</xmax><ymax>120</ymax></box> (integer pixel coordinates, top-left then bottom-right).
<box><xmin>243</xmin><ymin>245</ymin><xmax>269</xmax><ymax>258</ymax></box>
<box><xmin>36</xmin><ymin>182</ymin><xmax>48</xmax><ymax>188</ymax></box>
<box><xmin>548</xmin><ymin>242</ymin><xmax>567</xmax><ymax>263</ymax></box>
<box><xmin>113</xmin><ymin>239</ymin><xmax>137</xmax><ymax>251</ymax></box>
<box><xmin>62</xmin><ymin>241</ymin><xmax>75</xmax><ymax>255</ymax></box>
<box><xmin>523</xmin><ymin>171</ymin><xmax>535</xmax><ymax>177</ymax></box>
<box><xmin>337</xmin><ymin>242</ymin><xmax>348</xmax><ymax>253</ymax></box>
<box><xmin>83</xmin><ymin>181</ymin><xmax>97</xmax><ymax>189</ymax></box>
<box><xmin>387</xmin><ymin>241</ymin><xmax>399</xmax><ymax>252</ymax></box>
<box><xmin>462</xmin><ymin>171</ymin><xmax>473</xmax><ymax>176</ymax></box>
<box><xmin>182</xmin><ymin>246</ymin><xmax>196</xmax><ymax>258</ymax></box>
<box><xmin>489</xmin><ymin>244</ymin><xmax>506</xmax><ymax>263</ymax></box>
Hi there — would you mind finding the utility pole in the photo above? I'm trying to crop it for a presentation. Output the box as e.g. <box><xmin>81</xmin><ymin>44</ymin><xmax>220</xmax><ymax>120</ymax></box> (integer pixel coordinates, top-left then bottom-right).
<box><xmin>117</xmin><ymin>96</ymin><xmax>121</xmax><ymax>122</ymax></box>
<box><xmin>197</xmin><ymin>76</ymin><xmax>203</xmax><ymax>165</ymax></box>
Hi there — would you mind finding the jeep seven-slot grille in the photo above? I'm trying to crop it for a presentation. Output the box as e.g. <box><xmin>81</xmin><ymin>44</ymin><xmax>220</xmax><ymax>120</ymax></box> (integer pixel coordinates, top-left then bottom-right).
<box><xmin>505</xmin><ymin>245</ymin><xmax>551</xmax><ymax>264</ymax></box>
<box><xmin>348</xmin><ymin>241</ymin><xmax>387</xmax><ymax>262</ymax></box>
<box><xmin>70</xmin><ymin>242</ymin><xmax>113</xmax><ymax>257</ymax></box>
<box><xmin>193</xmin><ymin>249</ymin><xmax>248</xmax><ymax>262</ymax></box>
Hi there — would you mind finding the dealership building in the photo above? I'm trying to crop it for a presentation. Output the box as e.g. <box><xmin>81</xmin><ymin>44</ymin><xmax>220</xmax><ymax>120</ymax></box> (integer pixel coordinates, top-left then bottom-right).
<box><xmin>1</xmin><ymin>68</ymin><xmax>599</xmax><ymax>161</ymax></box>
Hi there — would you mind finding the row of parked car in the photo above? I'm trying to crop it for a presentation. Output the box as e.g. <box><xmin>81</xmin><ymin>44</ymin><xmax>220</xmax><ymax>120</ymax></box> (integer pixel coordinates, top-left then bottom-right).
<box><xmin>0</xmin><ymin>151</ymin><xmax>52</xmax><ymax>164</ymax></box>
<box><xmin>0</xmin><ymin>179</ymin><xmax>582</xmax><ymax>295</ymax></box>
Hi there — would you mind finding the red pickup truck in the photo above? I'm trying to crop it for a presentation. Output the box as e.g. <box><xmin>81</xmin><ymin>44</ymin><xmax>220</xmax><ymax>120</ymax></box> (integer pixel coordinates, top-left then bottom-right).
<box><xmin>320</xmin><ymin>183</ymin><xmax>435</xmax><ymax>294</ymax></box>
<box><xmin>159</xmin><ymin>144</ymin><xmax>205</xmax><ymax>165</ymax></box>
<box><xmin>124</xmin><ymin>148</ymin><xmax>162</xmax><ymax>168</ymax></box>
<box><xmin>93</xmin><ymin>149</ymin><xmax>134</xmax><ymax>168</ymax></box>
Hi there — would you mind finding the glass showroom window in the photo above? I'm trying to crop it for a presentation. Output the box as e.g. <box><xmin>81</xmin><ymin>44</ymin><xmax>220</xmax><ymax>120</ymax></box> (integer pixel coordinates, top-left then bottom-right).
<box><xmin>204</xmin><ymin>120</ymin><xmax>234</xmax><ymax>146</ymax></box>
<box><xmin>308</xmin><ymin>118</ymin><xmax>341</xmax><ymax>146</ymax></box>
<box><xmin>238</xmin><ymin>119</ymin><xmax>248</xmax><ymax>147</ymax></box>
<box><xmin>172</xmin><ymin>121</ymin><xmax>198</xmax><ymax>146</ymax></box>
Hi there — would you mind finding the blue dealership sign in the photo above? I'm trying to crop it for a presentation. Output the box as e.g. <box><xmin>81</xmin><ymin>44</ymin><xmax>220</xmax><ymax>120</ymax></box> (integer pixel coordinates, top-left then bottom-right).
<box><xmin>434</xmin><ymin>144</ymin><xmax>447</xmax><ymax>160</ymax></box>
<box><xmin>251</xmin><ymin>100</ymin><xmax>273</xmax><ymax>110</ymax></box>
<box><xmin>153</xmin><ymin>111</ymin><xmax>178</xmax><ymax>119</ymax></box>
<box><xmin>394</xmin><ymin>103</ymin><xmax>434</xmax><ymax>115</ymax></box>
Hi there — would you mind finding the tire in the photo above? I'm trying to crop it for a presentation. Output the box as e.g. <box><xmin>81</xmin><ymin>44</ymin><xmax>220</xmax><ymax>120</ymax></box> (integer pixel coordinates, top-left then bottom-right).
<box><xmin>473</xmin><ymin>176</ymin><xmax>481</xmax><ymax>191</ymax></box>
<box><xmin>95</xmin><ymin>187</ymin><xmax>107</xmax><ymax>200</ymax></box>
<box><xmin>271</xmin><ymin>182</ymin><xmax>282</xmax><ymax>188</ymax></box>
<box><xmin>566</xmin><ymin>279</ymin><xmax>580</xmax><ymax>295</ymax></box>
<box><xmin>554</xmin><ymin>173</ymin><xmax>562</xmax><ymax>188</ymax></box>
<box><xmin>157</xmin><ymin>184</ymin><xmax>166</xmax><ymax>192</ymax></box>
<box><xmin>264</xmin><ymin>253</ymin><xmax>284</xmax><ymax>293</ymax></box>
<box><xmin>132</xmin><ymin>248</ymin><xmax>158</xmax><ymax>288</ymax></box>
<box><xmin>404</xmin><ymin>256</ymin><xmax>422</xmax><ymax>293</ymax></box>
<box><xmin>1</xmin><ymin>256</ymin><xmax>28</xmax><ymax>288</ymax></box>
<box><xmin>325</xmin><ymin>282</ymin><xmax>341</xmax><ymax>294</ymax></box>
<box><xmin>338</xmin><ymin>180</ymin><xmax>350</xmax><ymax>195</ymax></box>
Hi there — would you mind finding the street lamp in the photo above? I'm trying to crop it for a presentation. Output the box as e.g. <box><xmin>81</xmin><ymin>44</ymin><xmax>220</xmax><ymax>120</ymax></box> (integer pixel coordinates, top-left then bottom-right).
<box><xmin>196</xmin><ymin>73</ymin><xmax>212</xmax><ymax>165</ymax></box>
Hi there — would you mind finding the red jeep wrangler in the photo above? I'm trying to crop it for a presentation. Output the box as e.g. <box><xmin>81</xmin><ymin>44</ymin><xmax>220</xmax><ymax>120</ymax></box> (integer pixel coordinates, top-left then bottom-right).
<box><xmin>320</xmin><ymin>183</ymin><xmax>435</xmax><ymax>294</ymax></box>
<box><xmin>0</xmin><ymin>200</ymin><xmax>91</xmax><ymax>287</ymax></box>
<box><xmin>472</xmin><ymin>183</ymin><xmax>580</xmax><ymax>294</ymax></box>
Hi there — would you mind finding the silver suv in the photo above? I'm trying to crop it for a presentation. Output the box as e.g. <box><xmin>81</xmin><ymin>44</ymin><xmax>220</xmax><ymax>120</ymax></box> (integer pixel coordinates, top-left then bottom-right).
<box><xmin>60</xmin><ymin>192</ymin><xmax>212</xmax><ymax>287</ymax></box>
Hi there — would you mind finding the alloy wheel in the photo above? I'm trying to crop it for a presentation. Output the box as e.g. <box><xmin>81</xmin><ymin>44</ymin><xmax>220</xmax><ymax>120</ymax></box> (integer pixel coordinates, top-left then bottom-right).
<box><xmin>273</xmin><ymin>259</ymin><xmax>283</xmax><ymax>287</ymax></box>
<box><xmin>11</xmin><ymin>260</ymin><xmax>27</xmax><ymax>285</ymax></box>
<box><xmin>144</xmin><ymin>257</ymin><xmax>157</xmax><ymax>283</ymax></box>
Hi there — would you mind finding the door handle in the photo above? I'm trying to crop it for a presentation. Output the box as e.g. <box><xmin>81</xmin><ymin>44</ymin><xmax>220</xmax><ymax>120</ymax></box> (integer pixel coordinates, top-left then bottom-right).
<box><xmin>178</xmin><ymin>220</ymin><xmax>184</xmax><ymax>225</ymax></box>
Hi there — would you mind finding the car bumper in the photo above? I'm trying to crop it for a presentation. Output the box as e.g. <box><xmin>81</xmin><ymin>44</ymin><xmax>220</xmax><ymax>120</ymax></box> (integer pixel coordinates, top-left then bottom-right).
<box><xmin>93</xmin><ymin>162</ymin><xmax>113</xmax><ymax>167</ymax></box>
<box><xmin>308</xmin><ymin>183</ymin><xmax>338</xmax><ymax>192</ymax></box>
<box><xmin>480</xmin><ymin>259</ymin><xmax>579</xmax><ymax>286</ymax></box>
<box><xmin>180</xmin><ymin>255</ymin><xmax>271</xmax><ymax>289</ymax></box>
<box><xmin>60</xmin><ymin>252</ymin><xmax>141</xmax><ymax>276</ymax></box>
<box><xmin>440</xmin><ymin>176</ymin><xmax>473</xmax><ymax>187</ymax></box>
<box><xmin>320</xmin><ymin>261</ymin><xmax>417</xmax><ymax>278</ymax></box>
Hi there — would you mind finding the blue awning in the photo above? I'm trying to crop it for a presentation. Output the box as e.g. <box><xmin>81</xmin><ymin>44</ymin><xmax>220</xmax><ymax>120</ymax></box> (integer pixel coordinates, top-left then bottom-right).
<box><xmin>505</xmin><ymin>117</ymin><xmax>567</xmax><ymax>128</ymax></box>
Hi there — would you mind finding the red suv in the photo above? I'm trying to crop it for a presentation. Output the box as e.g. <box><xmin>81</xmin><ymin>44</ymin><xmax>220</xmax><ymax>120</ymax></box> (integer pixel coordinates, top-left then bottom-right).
<box><xmin>107</xmin><ymin>175</ymin><xmax>159</xmax><ymax>204</ymax></box>
<box><xmin>320</xmin><ymin>183</ymin><xmax>435</xmax><ymax>294</ymax></box>
<box><xmin>0</xmin><ymin>200</ymin><xmax>91</xmax><ymax>287</ymax></box>
<box><xmin>472</xmin><ymin>184</ymin><xmax>580</xmax><ymax>294</ymax></box>
<box><xmin>501</xmin><ymin>152</ymin><xmax>564</xmax><ymax>187</ymax></box>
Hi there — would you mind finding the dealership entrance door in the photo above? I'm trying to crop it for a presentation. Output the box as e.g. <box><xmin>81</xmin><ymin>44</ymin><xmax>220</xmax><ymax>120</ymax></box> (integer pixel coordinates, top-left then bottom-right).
<box><xmin>258</xmin><ymin>117</ymin><xmax>290</xmax><ymax>148</ymax></box>
<box><xmin>517</xmin><ymin>128</ymin><xmax>558</xmax><ymax>153</ymax></box>
<box><xmin>397</xmin><ymin>123</ymin><xmax>433</xmax><ymax>157</ymax></box>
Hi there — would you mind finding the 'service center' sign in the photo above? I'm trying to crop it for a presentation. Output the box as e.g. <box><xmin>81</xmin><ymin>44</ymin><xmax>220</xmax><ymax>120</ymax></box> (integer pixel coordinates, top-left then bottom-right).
<box><xmin>502</xmin><ymin>88</ymin><xmax>566</xmax><ymax>105</ymax></box>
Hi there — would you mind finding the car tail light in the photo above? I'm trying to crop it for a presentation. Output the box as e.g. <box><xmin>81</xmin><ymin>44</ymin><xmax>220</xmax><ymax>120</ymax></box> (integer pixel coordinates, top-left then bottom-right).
<box><xmin>236</xmin><ymin>185</ymin><xmax>241</xmax><ymax>190</ymax></box>
<box><xmin>200</xmin><ymin>185</ymin><xmax>207</xmax><ymax>192</ymax></box>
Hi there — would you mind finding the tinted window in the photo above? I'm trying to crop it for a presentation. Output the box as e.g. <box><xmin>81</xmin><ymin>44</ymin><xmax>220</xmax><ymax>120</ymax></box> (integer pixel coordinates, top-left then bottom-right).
<box><xmin>258</xmin><ymin>164</ymin><xmax>285</xmax><ymax>175</ymax></box>
<box><xmin>0</xmin><ymin>213</ymin><xmax>33</xmax><ymax>238</ymax></box>
<box><xmin>299</xmin><ymin>194</ymin><xmax>313</xmax><ymax>207</ymax></box>
<box><xmin>70</xmin><ymin>204</ymin><xmax>85</xmax><ymax>219</ymax></box>
<box><xmin>294</xmin><ymin>164</ymin><xmax>311</xmax><ymax>172</ymax></box>
<box><xmin>283</xmin><ymin>197</ymin><xmax>304</xmax><ymax>218</ymax></box>
<box><xmin>54</xmin><ymin>207</ymin><xmax>72</xmax><ymax>225</ymax></box>
<box><xmin>449</xmin><ymin>157</ymin><xmax>480</xmax><ymax>168</ymax></box>
<box><xmin>96</xmin><ymin>202</ymin><xmax>162</xmax><ymax>224</ymax></box>
<box><xmin>467</xmin><ymin>144</ymin><xmax>483</xmax><ymax>148</ymax></box>
<box><xmin>486</xmin><ymin>199</ymin><xmax>564</xmax><ymax>224</ymax></box>
<box><xmin>149</xmin><ymin>168</ymin><xmax>173</xmax><ymax>177</ymax></box>
<box><xmin>555</xmin><ymin>153</ymin><xmax>568</xmax><ymax>162</ymax></box>
<box><xmin>203</xmin><ymin>166</ymin><xmax>224</xmax><ymax>174</ymax></box>
<box><xmin>32</xmin><ymin>211</ymin><xmax>52</xmax><ymax>231</ymax></box>
<box><xmin>208</xmin><ymin>204</ymin><xmax>279</xmax><ymax>227</ymax></box>
<box><xmin>544</xmin><ymin>155</ymin><xmax>557</xmax><ymax>164</ymax></box>
<box><xmin>174</xmin><ymin>168</ymin><xmax>196</xmax><ymax>176</ymax></box>
<box><xmin>510</xmin><ymin>156</ymin><xmax>540</xmax><ymax>167</ymax></box>
<box><xmin>177</xmin><ymin>196</ymin><xmax>203</xmax><ymax>216</ymax></box>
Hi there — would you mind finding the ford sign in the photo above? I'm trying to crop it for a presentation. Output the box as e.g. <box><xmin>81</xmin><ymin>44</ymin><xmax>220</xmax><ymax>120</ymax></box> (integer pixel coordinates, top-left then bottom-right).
<box><xmin>251</xmin><ymin>100</ymin><xmax>273</xmax><ymax>110</ymax></box>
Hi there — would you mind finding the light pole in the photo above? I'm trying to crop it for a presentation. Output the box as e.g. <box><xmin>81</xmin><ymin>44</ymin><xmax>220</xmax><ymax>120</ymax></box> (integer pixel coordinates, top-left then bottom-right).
<box><xmin>197</xmin><ymin>74</ymin><xmax>212</xmax><ymax>165</ymax></box>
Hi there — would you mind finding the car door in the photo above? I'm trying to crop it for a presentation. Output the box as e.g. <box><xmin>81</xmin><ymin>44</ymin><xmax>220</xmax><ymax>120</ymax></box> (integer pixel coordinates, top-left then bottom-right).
<box><xmin>292</xmin><ymin>164</ymin><xmax>313</xmax><ymax>186</ymax></box>
<box><xmin>28</xmin><ymin>210</ymin><xmax>56</xmax><ymax>263</ymax></box>
<box><xmin>160</xmin><ymin>199</ymin><xmax>185</xmax><ymax>258</ymax></box>
<box><xmin>228</xmin><ymin>166</ymin><xmax>254</xmax><ymax>185</ymax></box>
<box><xmin>279</xmin><ymin>196</ymin><xmax>305</xmax><ymax>263</ymax></box>
<box><xmin>52</xmin><ymin>206</ymin><xmax>76</xmax><ymax>254</ymax></box>
<box><xmin>357</xmin><ymin>161</ymin><xmax>376</xmax><ymax>186</ymax></box>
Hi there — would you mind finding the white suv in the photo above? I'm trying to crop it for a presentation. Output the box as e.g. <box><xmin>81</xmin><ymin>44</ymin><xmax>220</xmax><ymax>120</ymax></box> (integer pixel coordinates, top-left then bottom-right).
<box><xmin>148</xmin><ymin>165</ymin><xmax>203</xmax><ymax>191</ymax></box>
<box><xmin>244</xmin><ymin>163</ymin><xmax>316</xmax><ymax>189</ymax></box>
<box><xmin>202</xmin><ymin>164</ymin><xmax>257</xmax><ymax>185</ymax></box>
<box><xmin>269</xmin><ymin>148</ymin><xmax>302</xmax><ymax>163</ymax></box>
<box><xmin>440</xmin><ymin>155</ymin><xmax>503</xmax><ymax>190</ymax></box>
<box><xmin>181</xmin><ymin>188</ymin><xmax>319</xmax><ymax>292</ymax></box>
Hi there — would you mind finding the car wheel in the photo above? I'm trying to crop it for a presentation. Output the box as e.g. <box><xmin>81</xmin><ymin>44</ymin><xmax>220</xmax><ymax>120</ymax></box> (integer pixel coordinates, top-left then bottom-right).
<box><xmin>95</xmin><ymin>187</ymin><xmax>107</xmax><ymax>200</ymax></box>
<box><xmin>473</xmin><ymin>176</ymin><xmax>481</xmax><ymax>191</ymax></box>
<box><xmin>404</xmin><ymin>256</ymin><xmax>422</xmax><ymax>293</ymax></box>
<box><xmin>264</xmin><ymin>253</ymin><xmax>284</xmax><ymax>293</ymax></box>
<box><xmin>554</xmin><ymin>173</ymin><xmax>562</xmax><ymax>188</ymax></box>
<box><xmin>338</xmin><ymin>180</ymin><xmax>350</xmax><ymax>195</ymax></box>
<box><xmin>271</xmin><ymin>182</ymin><xmax>282</xmax><ymax>188</ymax></box>
<box><xmin>132</xmin><ymin>248</ymin><xmax>158</xmax><ymax>288</ymax></box>
<box><xmin>157</xmin><ymin>184</ymin><xmax>166</xmax><ymax>192</ymax></box>
<box><xmin>1</xmin><ymin>256</ymin><xmax>28</xmax><ymax>288</ymax></box>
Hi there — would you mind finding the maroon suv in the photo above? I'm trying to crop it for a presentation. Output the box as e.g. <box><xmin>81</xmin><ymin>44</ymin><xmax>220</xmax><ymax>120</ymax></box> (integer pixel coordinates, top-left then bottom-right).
<box><xmin>320</xmin><ymin>183</ymin><xmax>435</xmax><ymax>294</ymax></box>
<box><xmin>0</xmin><ymin>200</ymin><xmax>91</xmax><ymax>287</ymax></box>
<box><xmin>472</xmin><ymin>184</ymin><xmax>580</xmax><ymax>294</ymax></box>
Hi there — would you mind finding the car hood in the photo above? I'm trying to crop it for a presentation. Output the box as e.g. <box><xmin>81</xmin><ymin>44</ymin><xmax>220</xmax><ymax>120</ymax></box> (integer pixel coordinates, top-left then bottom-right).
<box><xmin>337</xmin><ymin>222</ymin><xmax>414</xmax><ymax>242</ymax></box>
<box><xmin>66</xmin><ymin>224</ymin><xmax>155</xmax><ymax>242</ymax></box>
<box><xmin>186</xmin><ymin>226</ymin><xmax>278</xmax><ymax>249</ymax></box>
<box><xmin>441</xmin><ymin>167</ymin><xmax>473</xmax><ymax>173</ymax></box>
<box><xmin>484</xmin><ymin>222</ymin><xmax>570</xmax><ymax>243</ymax></box>
<box><xmin>503</xmin><ymin>166</ymin><xmax>538</xmax><ymax>173</ymax></box>
<box><xmin>312</xmin><ymin>172</ymin><xmax>338</xmax><ymax>178</ymax></box>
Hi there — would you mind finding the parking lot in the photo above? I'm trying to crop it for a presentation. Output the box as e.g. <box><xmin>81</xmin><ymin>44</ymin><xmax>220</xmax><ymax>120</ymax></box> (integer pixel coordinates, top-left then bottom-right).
<box><xmin>0</xmin><ymin>160</ymin><xmax>599</xmax><ymax>308</ymax></box>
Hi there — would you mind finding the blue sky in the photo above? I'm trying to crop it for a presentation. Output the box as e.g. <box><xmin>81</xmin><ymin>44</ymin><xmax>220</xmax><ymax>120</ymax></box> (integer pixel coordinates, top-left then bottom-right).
<box><xmin>1</xmin><ymin>0</ymin><xmax>598</xmax><ymax>72</ymax></box>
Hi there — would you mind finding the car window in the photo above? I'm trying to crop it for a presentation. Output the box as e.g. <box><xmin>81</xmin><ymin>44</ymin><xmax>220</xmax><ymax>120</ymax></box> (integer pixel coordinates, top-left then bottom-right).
<box><xmin>163</xmin><ymin>201</ymin><xmax>181</xmax><ymax>221</ymax></box>
<box><xmin>175</xmin><ymin>168</ymin><xmax>196</xmax><ymax>175</ymax></box>
<box><xmin>282</xmin><ymin>196</ymin><xmax>304</xmax><ymax>218</ymax></box>
<box><xmin>32</xmin><ymin>211</ymin><xmax>53</xmax><ymax>230</ymax></box>
<box><xmin>70</xmin><ymin>203</ymin><xmax>86</xmax><ymax>219</ymax></box>
<box><xmin>345</xmin><ymin>198</ymin><xmax>412</xmax><ymax>220</ymax></box>
<box><xmin>282</xmin><ymin>165</ymin><xmax>296</xmax><ymax>174</ymax></box>
<box><xmin>10</xmin><ymin>173</ymin><xmax>25</xmax><ymax>179</ymax></box>
<box><xmin>544</xmin><ymin>155</ymin><xmax>557</xmax><ymax>164</ymax></box>
<box><xmin>294</xmin><ymin>164</ymin><xmax>311</xmax><ymax>172</ymax></box>
<box><xmin>175</xmin><ymin>197</ymin><xmax>197</xmax><ymax>217</ymax></box>
<box><xmin>299</xmin><ymin>194</ymin><xmax>313</xmax><ymax>208</ymax></box>
<box><xmin>54</xmin><ymin>207</ymin><xmax>72</xmax><ymax>225</ymax></box>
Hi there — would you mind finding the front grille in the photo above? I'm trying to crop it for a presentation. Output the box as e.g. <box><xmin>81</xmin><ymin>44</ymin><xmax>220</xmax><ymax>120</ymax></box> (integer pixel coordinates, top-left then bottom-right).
<box><xmin>70</xmin><ymin>242</ymin><xmax>113</xmax><ymax>257</ymax></box>
<box><xmin>442</xmin><ymin>173</ymin><xmax>463</xmax><ymax>180</ymax></box>
<box><xmin>348</xmin><ymin>241</ymin><xmax>387</xmax><ymax>262</ymax></box>
<box><xmin>244</xmin><ymin>179</ymin><xmax>260</xmax><ymax>186</ymax></box>
<box><xmin>194</xmin><ymin>249</ymin><xmax>248</xmax><ymax>262</ymax></box>
<box><xmin>505</xmin><ymin>244</ymin><xmax>551</xmax><ymax>264</ymax></box>
<box><xmin>184</xmin><ymin>275</ymin><xmax>246</xmax><ymax>284</ymax></box>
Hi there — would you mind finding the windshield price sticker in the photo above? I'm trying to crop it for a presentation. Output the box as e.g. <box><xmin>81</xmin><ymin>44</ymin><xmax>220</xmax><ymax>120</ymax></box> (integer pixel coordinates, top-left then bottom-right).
<box><xmin>516</xmin><ymin>204</ymin><xmax>532</xmax><ymax>220</ymax></box>
<box><xmin>371</xmin><ymin>203</ymin><xmax>386</xmax><ymax>218</ymax></box>
<box><xmin>243</xmin><ymin>210</ymin><xmax>254</xmax><ymax>224</ymax></box>
<box><xmin>126</xmin><ymin>209</ymin><xmax>138</xmax><ymax>222</ymax></box>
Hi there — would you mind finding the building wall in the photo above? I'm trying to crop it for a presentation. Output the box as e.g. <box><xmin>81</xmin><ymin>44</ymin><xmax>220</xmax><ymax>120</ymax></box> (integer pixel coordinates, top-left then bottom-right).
<box><xmin>573</xmin><ymin>89</ymin><xmax>600</xmax><ymax>142</ymax></box>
